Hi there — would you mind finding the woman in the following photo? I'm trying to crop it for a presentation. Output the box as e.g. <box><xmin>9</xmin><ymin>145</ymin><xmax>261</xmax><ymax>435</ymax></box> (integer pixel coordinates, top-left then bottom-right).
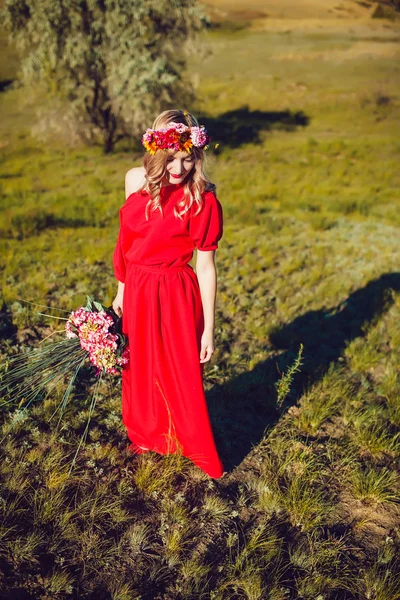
<box><xmin>112</xmin><ymin>109</ymin><xmax>225</xmax><ymax>479</ymax></box>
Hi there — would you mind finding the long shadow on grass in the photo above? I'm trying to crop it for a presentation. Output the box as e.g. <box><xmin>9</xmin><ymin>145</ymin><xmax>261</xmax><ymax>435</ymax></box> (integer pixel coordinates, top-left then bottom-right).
<box><xmin>198</xmin><ymin>105</ymin><xmax>310</xmax><ymax>149</ymax></box>
<box><xmin>0</xmin><ymin>79</ymin><xmax>15</xmax><ymax>92</ymax></box>
<box><xmin>209</xmin><ymin>272</ymin><xmax>400</xmax><ymax>472</ymax></box>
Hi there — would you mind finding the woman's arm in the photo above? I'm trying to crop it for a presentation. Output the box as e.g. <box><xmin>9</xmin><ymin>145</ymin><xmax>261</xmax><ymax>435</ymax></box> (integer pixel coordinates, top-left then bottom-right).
<box><xmin>112</xmin><ymin>168</ymin><xmax>145</xmax><ymax>315</ymax></box>
<box><xmin>112</xmin><ymin>280</ymin><xmax>125</xmax><ymax>316</ymax></box>
<box><xmin>196</xmin><ymin>249</ymin><xmax>217</xmax><ymax>363</ymax></box>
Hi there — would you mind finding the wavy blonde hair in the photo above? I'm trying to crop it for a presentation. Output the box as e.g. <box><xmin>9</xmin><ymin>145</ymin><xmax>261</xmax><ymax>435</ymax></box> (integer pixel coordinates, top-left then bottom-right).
<box><xmin>138</xmin><ymin>109</ymin><xmax>216</xmax><ymax>221</ymax></box>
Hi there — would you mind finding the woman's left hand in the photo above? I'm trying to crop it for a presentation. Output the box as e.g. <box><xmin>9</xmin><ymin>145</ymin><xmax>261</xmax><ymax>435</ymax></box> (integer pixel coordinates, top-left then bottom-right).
<box><xmin>200</xmin><ymin>330</ymin><xmax>215</xmax><ymax>363</ymax></box>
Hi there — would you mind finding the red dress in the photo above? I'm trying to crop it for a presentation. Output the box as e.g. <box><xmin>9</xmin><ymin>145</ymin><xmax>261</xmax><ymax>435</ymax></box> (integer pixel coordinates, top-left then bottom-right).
<box><xmin>113</xmin><ymin>182</ymin><xmax>224</xmax><ymax>478</ymax></box>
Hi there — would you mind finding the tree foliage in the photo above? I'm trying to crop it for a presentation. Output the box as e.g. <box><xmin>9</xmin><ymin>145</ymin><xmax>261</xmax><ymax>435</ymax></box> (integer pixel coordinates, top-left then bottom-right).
<box><xmin>1</xmin><ymin>0</ymin><xmax>209</xmax><ymax>152</ymax></box>
<box><xmin>387</xmin><ymin>0</ymin><xmax>400</xmax><ymax>11</ymax></box>
<box><xmin>376</xmin><ymin>0</ymin><xmax>400</xmax><ymax>13</ymax></box>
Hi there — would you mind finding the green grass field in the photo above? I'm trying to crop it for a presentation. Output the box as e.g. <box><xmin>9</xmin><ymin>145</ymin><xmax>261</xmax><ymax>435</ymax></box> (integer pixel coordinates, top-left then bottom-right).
<box><xmin>0</xmin><ymin>3</ymin><xmax>399</xmax><ymax>599</ymax></box>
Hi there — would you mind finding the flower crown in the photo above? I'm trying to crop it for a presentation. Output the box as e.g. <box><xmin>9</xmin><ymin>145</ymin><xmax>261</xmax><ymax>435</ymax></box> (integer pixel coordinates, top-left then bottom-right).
<box><xmin>142</xmin><ymin>121</ymin><xmax>210</xmax><ymax>155</ymax></box>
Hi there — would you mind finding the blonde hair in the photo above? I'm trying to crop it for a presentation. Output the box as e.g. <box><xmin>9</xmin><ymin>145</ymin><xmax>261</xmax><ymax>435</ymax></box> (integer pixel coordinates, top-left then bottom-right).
<box><xmin>138</xmin><ymin>109</ymin><xmax>216</xmax><ymax>221</ymax></box>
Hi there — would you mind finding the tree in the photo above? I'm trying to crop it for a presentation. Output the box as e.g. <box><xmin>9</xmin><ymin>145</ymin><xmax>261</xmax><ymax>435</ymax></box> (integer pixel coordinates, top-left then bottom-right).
<box><xmin>388</xmin><ymin>0</ymin><xmax>400</xmax><ymax>11</ymax></box>
<box><xmin>376</xmin><ymin>0</ymin><xmax>400</xmax><ymax>12</ymax></box>
<box><xmin>1</xmin><ymin>0</ymin><xmax>209</xmax><ymax>153</ymax></box>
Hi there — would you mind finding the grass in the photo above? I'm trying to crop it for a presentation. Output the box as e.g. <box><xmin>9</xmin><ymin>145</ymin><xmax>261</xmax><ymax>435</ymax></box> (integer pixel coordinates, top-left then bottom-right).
<box><xmin>349</xmin><ymin>465</ymin><xmax>399</xmax><ymax>505</ymax></box>
<box><xmin>1</xmin><ymin>3</ymin><xmax>400</xmax><ymax>599</ymax></box>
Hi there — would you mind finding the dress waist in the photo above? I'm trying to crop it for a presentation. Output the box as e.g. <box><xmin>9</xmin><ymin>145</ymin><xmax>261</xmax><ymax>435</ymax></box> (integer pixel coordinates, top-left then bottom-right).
<box><xmin>128</xmin><ymin>262</ymin><xmax>192</xmax><ymax>274</ymax></box>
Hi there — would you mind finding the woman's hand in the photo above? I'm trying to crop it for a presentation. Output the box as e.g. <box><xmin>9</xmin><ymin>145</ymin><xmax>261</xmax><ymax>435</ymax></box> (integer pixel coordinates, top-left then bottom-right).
<box><xmin>112</xmin><ymin>291</ymin><xmax>124</xmax><ymax>317</ymax></box>
<box><xmin>200</xmin><ymin>329</ymin><xmax>214</xmax><ymax>363</ymax></box>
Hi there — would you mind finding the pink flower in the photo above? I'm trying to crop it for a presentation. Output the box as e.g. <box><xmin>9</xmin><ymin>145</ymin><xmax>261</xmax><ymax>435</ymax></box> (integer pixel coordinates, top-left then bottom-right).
<box><xmin>168</xmin><ymin>122</ymin><xmax>190</xmax><ymax>134</ymax></box>
<box><xmin>191</xmin><ymin>126</ymin><xmax>209</xmax><ymax>147</ymax></box>
<box><xmin>65</xmin><ymin>306</ymin><xmax>127</xmax><ymax>376</ymax></box>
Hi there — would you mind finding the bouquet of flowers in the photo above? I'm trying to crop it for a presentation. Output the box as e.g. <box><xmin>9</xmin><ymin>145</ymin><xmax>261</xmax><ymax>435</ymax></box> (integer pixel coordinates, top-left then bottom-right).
<box><xmin>0</xmin><ymin>296</ymin><xmax>129</xmax><ymax>472</ymax></box>
<box><xmin>64</xmin><ymin>297</ymin><xmax>129</xmax><ymax>376</ymax></box>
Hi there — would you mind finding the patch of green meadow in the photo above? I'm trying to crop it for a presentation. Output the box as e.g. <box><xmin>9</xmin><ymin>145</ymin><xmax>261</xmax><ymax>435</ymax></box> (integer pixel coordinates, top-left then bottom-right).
<box><xmin>1</xmin><ymin>14</ymin><xmax>400</xmax><ymax>600</ymax></box>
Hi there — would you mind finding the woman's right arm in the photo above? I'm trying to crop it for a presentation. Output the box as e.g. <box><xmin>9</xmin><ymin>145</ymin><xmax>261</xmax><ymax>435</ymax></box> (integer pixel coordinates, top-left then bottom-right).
<box><xmin>112</xmin><ymin>280</ymin><xmax>125</xmax><ymax>316</ymax></box>
<box><xmin>112</xmin><ymin>167</ymin><xmax>146</xmax><ymax>315</ymax></box>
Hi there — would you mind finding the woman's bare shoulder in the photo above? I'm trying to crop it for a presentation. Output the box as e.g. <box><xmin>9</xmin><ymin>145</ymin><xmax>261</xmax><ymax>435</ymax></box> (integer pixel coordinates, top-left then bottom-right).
<box><xmin>125</xmin><ymin>166</ymin><xmax>146</xmax><ymax>199</ymax></box>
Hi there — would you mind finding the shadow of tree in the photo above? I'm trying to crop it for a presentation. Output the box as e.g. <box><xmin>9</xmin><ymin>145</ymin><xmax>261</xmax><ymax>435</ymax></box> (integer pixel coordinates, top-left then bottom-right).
<box><xmin>198</xmin><ymin>105</ymin><xmax>310</xmax><ymax>150</ymax></box>
<box><xmin>208</xmin><ymin>272</ymin><xmax>400</xmax><ymax>472</ymax></box>
<box><xmin>0</xmin><ymin>79</ymin><xmax>15</xmax><ymax>92</ymax></box>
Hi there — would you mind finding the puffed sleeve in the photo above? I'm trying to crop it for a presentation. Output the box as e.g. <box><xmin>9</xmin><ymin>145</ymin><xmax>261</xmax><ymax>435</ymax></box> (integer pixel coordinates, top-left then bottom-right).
<box><xmin>113</xmin><ymin>210</ymin><xmax>126</xmax><ymax>283</ymax></box>
<box><xmin>188</xmin><ymin>191</ymin><xmax>223</xmax><ymax>251</ymax></box>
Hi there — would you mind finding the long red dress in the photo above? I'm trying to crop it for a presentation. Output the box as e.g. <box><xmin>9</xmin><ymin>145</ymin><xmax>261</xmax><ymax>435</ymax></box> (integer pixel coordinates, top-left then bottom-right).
<box><xmin>113</xmin><ymin>182</ymin><xmax>224</xmax><ymax>478</ymax></box>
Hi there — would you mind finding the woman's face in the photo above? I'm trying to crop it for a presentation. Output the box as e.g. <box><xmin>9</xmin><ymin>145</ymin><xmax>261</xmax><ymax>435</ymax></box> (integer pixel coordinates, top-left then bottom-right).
<box><xmin>165</xmin><ymin>151</ymin><xmax>195</xmax><ymax>185</ymax></box>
